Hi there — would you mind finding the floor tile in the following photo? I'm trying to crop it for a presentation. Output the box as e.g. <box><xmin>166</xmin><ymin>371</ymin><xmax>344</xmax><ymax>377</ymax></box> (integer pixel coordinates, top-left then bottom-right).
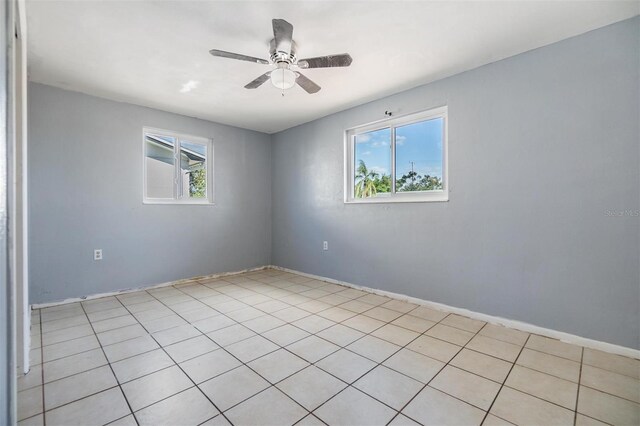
<box><xmin>272</xmin><ymin>306</ymin><xmax>311</xmax><ymax>322</ymax></box>
<box><xmin>291</xmin><ymin>315</ymin><xmax>336</xmax><ymax>334</ymax></box>
<box><xmin>315</xmin><ymin>387</ymin><xmax>396</xmax><ymax>426</ymax></box>
<box><xmin>164</xmin><ymin>335</ymin><xmax>219</xmax><ymax>363</ymax></box>
<box><xmin>466</xmin><ymin>335</ymin><xmax>521</xmax><ymax>362</ymax></box>
<box><xmin>371</xmin><ymin>324</ymin><xmax>419</xmax><ymax>346</ymax></box>
<box><xmin>18</xmin><ymin>413</ymin><xmax>44</xmax><ymax>426</ymax></box>
<box><xmin>407</xmin><ymin>306</ymin><xmax>448</xmax><ymax>322</ymax></box>
<box><xmin>363</xmin><ymin>306</ymin><xmax>403</xmax><ymax>322</ymax></box>
<box><xmin>582</xmin><ymin>348</ymin><xmax>640</xmax><ymax>379</ymax></box>
<box><xmin>152</xmin><ymin>324</ymin><xmax>202</xmax><ymax>346</ymax></box>
<box><xmin>341</xmin><ymin>315</ymin><xmax>386</xmax><ymax>334</ymax></box>
<box><xmin>402</xmin><ymin>386</ymin><xmax>485</xmax><ymax>426</ymax></box>
<box><xmin>516</xmin><ymin>347</ymin><xmax>580</xmax><ymax>382</ymax></box>
<box><xmin>575</xmin><ymin>414</ymin><xmax>608</xmax><ymax>426</ymax></box>
<box><xmin>297</xmin><ymin>300</ymin><xmax>333</xmax><ymax>314</ymax></box>
<box><xmin>479</xmin><ymin>324</ymin><xmax>529</xmax><ymax>346</ymax></box>
<box><xmin>226</xmin><ymin>335</ymin><xmax>279</xmax><ymax>363</ymax></box>
<box><xmin>316</xmin><ymin>349</ymin><xmax>377</xmax><ymax>383</ymax></box>
<box><xmin>339</xmin><ymin>299</ymin><xmax>376</xmax><ymax>315</ymax></box>
<box><xmin>406</xmin><ymin>335</ymin><xmax>461</xmax><ymax>363</ymax></box>
<box><xmin>441</xmin><ymin>314</ymin><xmax>486</xmax><ymax>333</ymax></box>
<box><xmin>381</xmin><ymin>299</ymin><xmax>418</xmax><ymax>314</ymax></box>
<box><xmin>391</xmin><ymin>314</ymin><xmax>436</xmax><ymax>333</ymax></box>
<box><xmin>44</xmin><ymin>365</ymin><xmax>117</xmax><ymax>410</ymax></box>
<box><xmin>91</xmin><ymin>315</ymin><xmax>138</xmax><ymax>334</ymax></box>
<box><xmin>450</xmin><ymin>348</ymin><xmax>512</xmax><ymax>383</ymax></box>
<box><xmin>482</xmin><ymin>414</ymin><xmax>514</xmax><ymax>426</ymax></box>
<box><xmin>225</xmin><ymin>387</ymin><xmax>307</xmax><ymax>426</ymax></box>
<box><xmin>18</xmin><ymin>365</ymin><xmax>42</xmax><ymax>392</ymax></box>
<box><xmin>42</xmin><ymin>324</ymin><xmax>94</xmax><ymax>346</ymax></box>
<box><xmin>262</xmin><ymin>324</ymin><xmax>310</xmax><ymax>347</ymax></box>
<box><xmin>140</xmin><ymin>314</ymin><xmax>187</xmax><ymax>333</ymax></box>
<box><xmin>425</xmin><ymin>323</ymin><xmax>475</xmax><ymax>346</ymax></box>
<box><xmin>198</xmin><ymin>365</ymin><xmax>270</xmax><ymax>411</ymax></box>
<box><xmin>430</xmin><ymin>365</ymin><xmax>501</xmax><ymax>410</ymax></box>
<box><xmin>226</xmin><ymin>306</ymin><xmax>264</xmax><ymax>322</ymax></box>
<box><xmin>242</xmin><ymin>314</ymin><xmax>286</xmax><ymax>333</ymax></box>
<box><xmin>383</xmin><ymin>348</ymin><xmax>445</xmax><ymax>383</ymax></box>
<box><xmin>191</xmin><ymin>315</ymin><xmax>236</xmax><ymax>334</ymax></box>
<box><xmin>277</xmin><ymin>365</ymin><xmax>346</xmax><ymax>410</ymax></box>
<box><xmin>354</xmin><ymin>365</ymin><xmax>423</xmax><ymax>410</ymax></box>
<box><xmin>121</xmin><ymin>365</ymin><xmax>192</xmax><ymax>411</ymax></box>
<box><xmin>505</xmin><ymin>365</ymin><xmax>578</xmax><ymax>409</ymax></box>
<box><xmin>180</xmin><ymin>307</ymin><xmax>220</xmax><ymax>323</ymax></box>
<box><xmin>248</xmin><ymin>348</ymin><xmax>309</xmax><ymax>383</ymax></box>
<box><xmin>287</xmin><ymin>335</ymin><xmax>340</xmax><ymax>363</ymax></box>
<box><xmin>43</xmin><ymin>348</ymin><xmax>107</xmax><ymax>383</ymax></box>
<box><xmin>134</xmin><ymin>387</ymin><xmax>218</xmax><ymax>426</ymax></box>
<box><xmin>317</xmin><ymin>306</ymin><xmax>356</xmax><ymax>322</ymax></box>
<box><xmin>581</xmin><ymin>364</ymin><xmax>640</xmax><ymax>403</ymax></box>
<box><xmin>17</xmin><ymin>386</ymin><xmax>42</xmax><ymax>421</ymax></box>
<box><xmin>357</xmin><ymin>294</ymin><xmax>391</xmax><ymax>306</ymax></box>
<box><xmin>41</xmin><ymin>315</ymin><xmax>89</xmax><ymax>334</ymax></box>
<box><xmin>97</xmin><ymin>324</ymin><xmax>147</xmax><ymax>346</ymax></box>
<box><xmin>111</xmin><ymin>348</ymin><xmax>175</xmax><ymax>383</ymax></box>
<box><xmin>317</xmin><ymin>324</ymin><xmax>365</xmax><ymax>347</ymax></box>
<box><xmin>490</xmin><ymin>387</ymin><xmax>574</xmax><ymax>426</ymax></box>
<box><xmin>179</xmin><ymin>349</ymin><xmax>241</xmax><ymax>383</ymax></box>
<box><xmin>45</xmin><ymin>387</ymin><xmax>130</xmax><ymax>426</ymax></box>
<box><xmin>87</xmin><ymin>306</ymin><xmax>129</xmax><ymax>323</ymax></box>
<box><xmin>102</xmin><ymin>335</ymin><xmax>159</xmax><ymax>363</ymax></box>
<box><xmin>42</xmin><ymin>335</ymin><xmax>100</xmax><ymax>362</ymax></box>
<box><xmin>207</xmin><ymin>323</ymin><xmax>256</xmax><ymax>347</ymax></box>
<box><xmin>296</xmin><ymin>414</ymin><xmax>326</xmax><ymax>426</ymax></box>
<box><xmin>347</xmin><ymin>335</ymin><xmax>400</xmax><ymax>363</ymax></box>
<box><xmin>577</xmin><ymin>385</ymin><xmax>639</xmax><ymax>425</ymax></box>
<box><xmin>525</xmin><ymin>335</ymin><xmax>582</xmax><ymax>362</ymax></box>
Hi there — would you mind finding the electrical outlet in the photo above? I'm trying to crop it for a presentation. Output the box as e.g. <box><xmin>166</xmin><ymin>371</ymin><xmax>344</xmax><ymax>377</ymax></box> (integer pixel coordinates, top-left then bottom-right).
<box><xmin>94</xmin><ymin>249</ymin><xmax>103</xmax><ymax>261</ymax></box>
<box><xmin>323</xmin><ymin>241</ymin><xmax>328</xmax><ymax>251</ymax></box>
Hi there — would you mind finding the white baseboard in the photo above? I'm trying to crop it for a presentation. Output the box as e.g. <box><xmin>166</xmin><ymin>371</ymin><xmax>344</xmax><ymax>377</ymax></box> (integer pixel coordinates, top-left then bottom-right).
<box><xmin>270</xmin><ymin>265</ymin><xmax>640</xmax><ymax>360</ymax></box>
<box><xmin>32</xmin><ymin>263</ymin><xmax>639</xmax><ymax>359</ymax></box>
<box><xmin>30</xmin><ymin>265</ymin><xmax>270</xmax><ymax>309</ymax></box>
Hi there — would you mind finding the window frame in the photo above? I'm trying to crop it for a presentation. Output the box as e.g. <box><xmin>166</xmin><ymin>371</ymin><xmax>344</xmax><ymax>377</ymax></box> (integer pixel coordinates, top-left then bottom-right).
<box><xmin>142</xmin><ymin>127</ymin><xmax>214</xmax><ymax>205</ymax></box>
<box><xmin>344</xmin><ymin>106</ymin><xmax>448</xmax><ymax>204</ymax></box>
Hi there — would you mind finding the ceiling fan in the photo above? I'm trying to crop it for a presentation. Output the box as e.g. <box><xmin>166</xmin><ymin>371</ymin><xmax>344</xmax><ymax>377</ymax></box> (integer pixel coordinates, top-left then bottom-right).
<box><xmin>209</xmin><ymin>19</ymin><xmax>352</xmax><ymax>94</ymax></box>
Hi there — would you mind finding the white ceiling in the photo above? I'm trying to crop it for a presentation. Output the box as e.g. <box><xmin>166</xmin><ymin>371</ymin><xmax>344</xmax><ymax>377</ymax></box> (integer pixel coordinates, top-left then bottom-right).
<box><xmin>27</xmin><ymin>1</ymin><xmax>639</xmax><ymax>134</ymax></box>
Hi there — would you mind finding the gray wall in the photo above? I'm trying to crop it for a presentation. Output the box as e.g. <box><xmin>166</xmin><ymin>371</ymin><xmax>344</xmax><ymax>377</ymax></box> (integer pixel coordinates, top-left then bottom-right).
<box><xmin>271</xmin><ymin>18</ymin><xmax>640</xmax><ymax>349</ymax></box>
<box><xmin>28</xmin><ymin>83</ymin><xmax>271</xmax><ymax>304</ymax></box>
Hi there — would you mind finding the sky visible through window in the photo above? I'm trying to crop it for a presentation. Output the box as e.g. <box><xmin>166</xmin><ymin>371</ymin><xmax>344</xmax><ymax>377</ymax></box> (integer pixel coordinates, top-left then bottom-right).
<box><xmin>354</xmin><ymin>117</ymin><xmax>443</xmax><ymax>185</ymax></box>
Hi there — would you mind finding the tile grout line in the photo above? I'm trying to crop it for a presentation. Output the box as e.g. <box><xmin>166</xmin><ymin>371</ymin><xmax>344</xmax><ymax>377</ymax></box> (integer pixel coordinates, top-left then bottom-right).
<box><xmin>77</xmin><ymin>302</ymin><xmax>140</xmax><ymax>426</ymax></box>
<box><xmin>384</xmin><ymin>319</ymin><xmax>490</xmax><ymax>426</ymax></box>
<box><xmin>573</xmin><ymin>347</ymin><xmax>584</xmax><ymax>426</ymax></box>
<box><xmin>160</xmin><ymin>283</ymin><xmax>319</xmax><ymax>424</ymax></box>
<box><xmin>39</xmin><ymin>308</ymin><xmax>46</xmax><ymax>426</ymax></box>
<box><xmin>478</xmin><ymin>333</ymin><xmax>532</xmax><ymax>425</ymax></box>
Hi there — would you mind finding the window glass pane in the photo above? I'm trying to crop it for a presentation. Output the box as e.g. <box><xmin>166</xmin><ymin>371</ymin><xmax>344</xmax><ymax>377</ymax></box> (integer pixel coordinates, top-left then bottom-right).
<box><xmin>395</xmin><ymin>118</ymin><xmax>444</xmax><ymax>192</ymax></box>
<box><xmin>180</xmin><ymin>140</ymin><xmax>207</xmax><ymax>199</ymax></box>
<box><xmin>145</xmin><ymin>133</ymin><xmax>175</xmax><ymax>199</ymax></box>
<box><xmin>354</xmin><ymin>128</ymin><xmax>391</xmax><ymax>198</ymax></box>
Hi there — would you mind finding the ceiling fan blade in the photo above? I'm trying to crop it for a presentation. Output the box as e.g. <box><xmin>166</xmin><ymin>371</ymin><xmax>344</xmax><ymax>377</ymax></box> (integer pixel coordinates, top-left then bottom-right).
<box><xmin>209</xmin><ymin>49</ymin><xmax>269</xmax><ymax>65</ymax></box>
<box><xmin>244</xmin><ymin>72</ymin><xmax>272</xmax><ymax>89</ymax></box>
<box><xmin>272</xmin><ymin>18</ymin><xmax>293</xmax><ymax>54</ymax></box>
<box><xmin>296</xmin><ymin>72</ymin><xmax>321</xmax><ymax>94</ymax></box>
<box><xmin>298</xmin><ymin>53</ymin><xmax>353</xmax><ymax>69</ymax></box>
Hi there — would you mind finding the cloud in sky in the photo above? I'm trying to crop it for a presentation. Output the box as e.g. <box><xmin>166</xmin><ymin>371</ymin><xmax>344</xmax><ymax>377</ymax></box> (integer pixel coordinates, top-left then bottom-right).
<box><xmin>180</xmin><ymin>80</ymin><xmax>199</xmax><ymax>93</ymax></box>
<box><xmin>396</xmin><ymin>135</ymin><xmax>406</xmax><ymax>146</ymax></box>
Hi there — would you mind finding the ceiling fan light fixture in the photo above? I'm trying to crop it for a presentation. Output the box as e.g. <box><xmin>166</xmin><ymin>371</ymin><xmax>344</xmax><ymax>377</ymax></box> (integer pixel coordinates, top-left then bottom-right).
<box><xmin>270</xmin><ymin>67</ymin><xmax>296</xmax><ymax>90</ymax></box>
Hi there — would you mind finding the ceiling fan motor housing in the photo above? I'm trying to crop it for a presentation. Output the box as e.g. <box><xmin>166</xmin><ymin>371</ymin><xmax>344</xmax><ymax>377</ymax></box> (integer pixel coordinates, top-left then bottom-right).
<box><xmin>270</xmin><ymin>39</ymin><xmax>298</xmax><ymax>65</ymax></box>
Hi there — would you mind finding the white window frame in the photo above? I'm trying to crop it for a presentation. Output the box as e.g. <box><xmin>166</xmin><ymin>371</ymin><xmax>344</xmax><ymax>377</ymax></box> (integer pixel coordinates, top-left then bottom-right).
<box><xmin>344</xmin><ymin>106</ymin><xmax>448</xmax><ymax>204</ymax></box>
<box><xmin>142</xmin><ymin>127</ymin><xmax>214</xmax><ymax>205</ymax></box>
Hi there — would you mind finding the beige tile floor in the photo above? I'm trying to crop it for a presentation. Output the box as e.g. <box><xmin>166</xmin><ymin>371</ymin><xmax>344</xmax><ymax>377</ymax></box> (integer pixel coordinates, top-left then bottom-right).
<box><xmin>18</xmin><ymin>268</ymin><xmax>640</xmax><ymax>426</ymax></box>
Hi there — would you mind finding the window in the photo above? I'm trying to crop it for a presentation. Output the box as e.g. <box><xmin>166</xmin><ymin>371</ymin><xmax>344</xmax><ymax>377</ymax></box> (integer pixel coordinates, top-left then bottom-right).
<box><xmin>345</xmin><ymin>106</ymin><xmax>447</xmax><ymax>203</ymax></box>
<box><xmin>143</xmin><ymin>128</ymin><xmax>213</xmax><ymax>204</ymax></box>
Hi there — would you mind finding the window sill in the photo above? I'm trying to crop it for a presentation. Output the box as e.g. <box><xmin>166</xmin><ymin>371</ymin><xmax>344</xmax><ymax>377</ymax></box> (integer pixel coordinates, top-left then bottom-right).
<box><xmin>344</xmin><ymin>193</ymin><xmax>449</xmax><ymax>204</ymax></box>
<box><xmin>143</xmin><ymin>200</ymin><xmax>215</xmax><ymax>206</ymax></box>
